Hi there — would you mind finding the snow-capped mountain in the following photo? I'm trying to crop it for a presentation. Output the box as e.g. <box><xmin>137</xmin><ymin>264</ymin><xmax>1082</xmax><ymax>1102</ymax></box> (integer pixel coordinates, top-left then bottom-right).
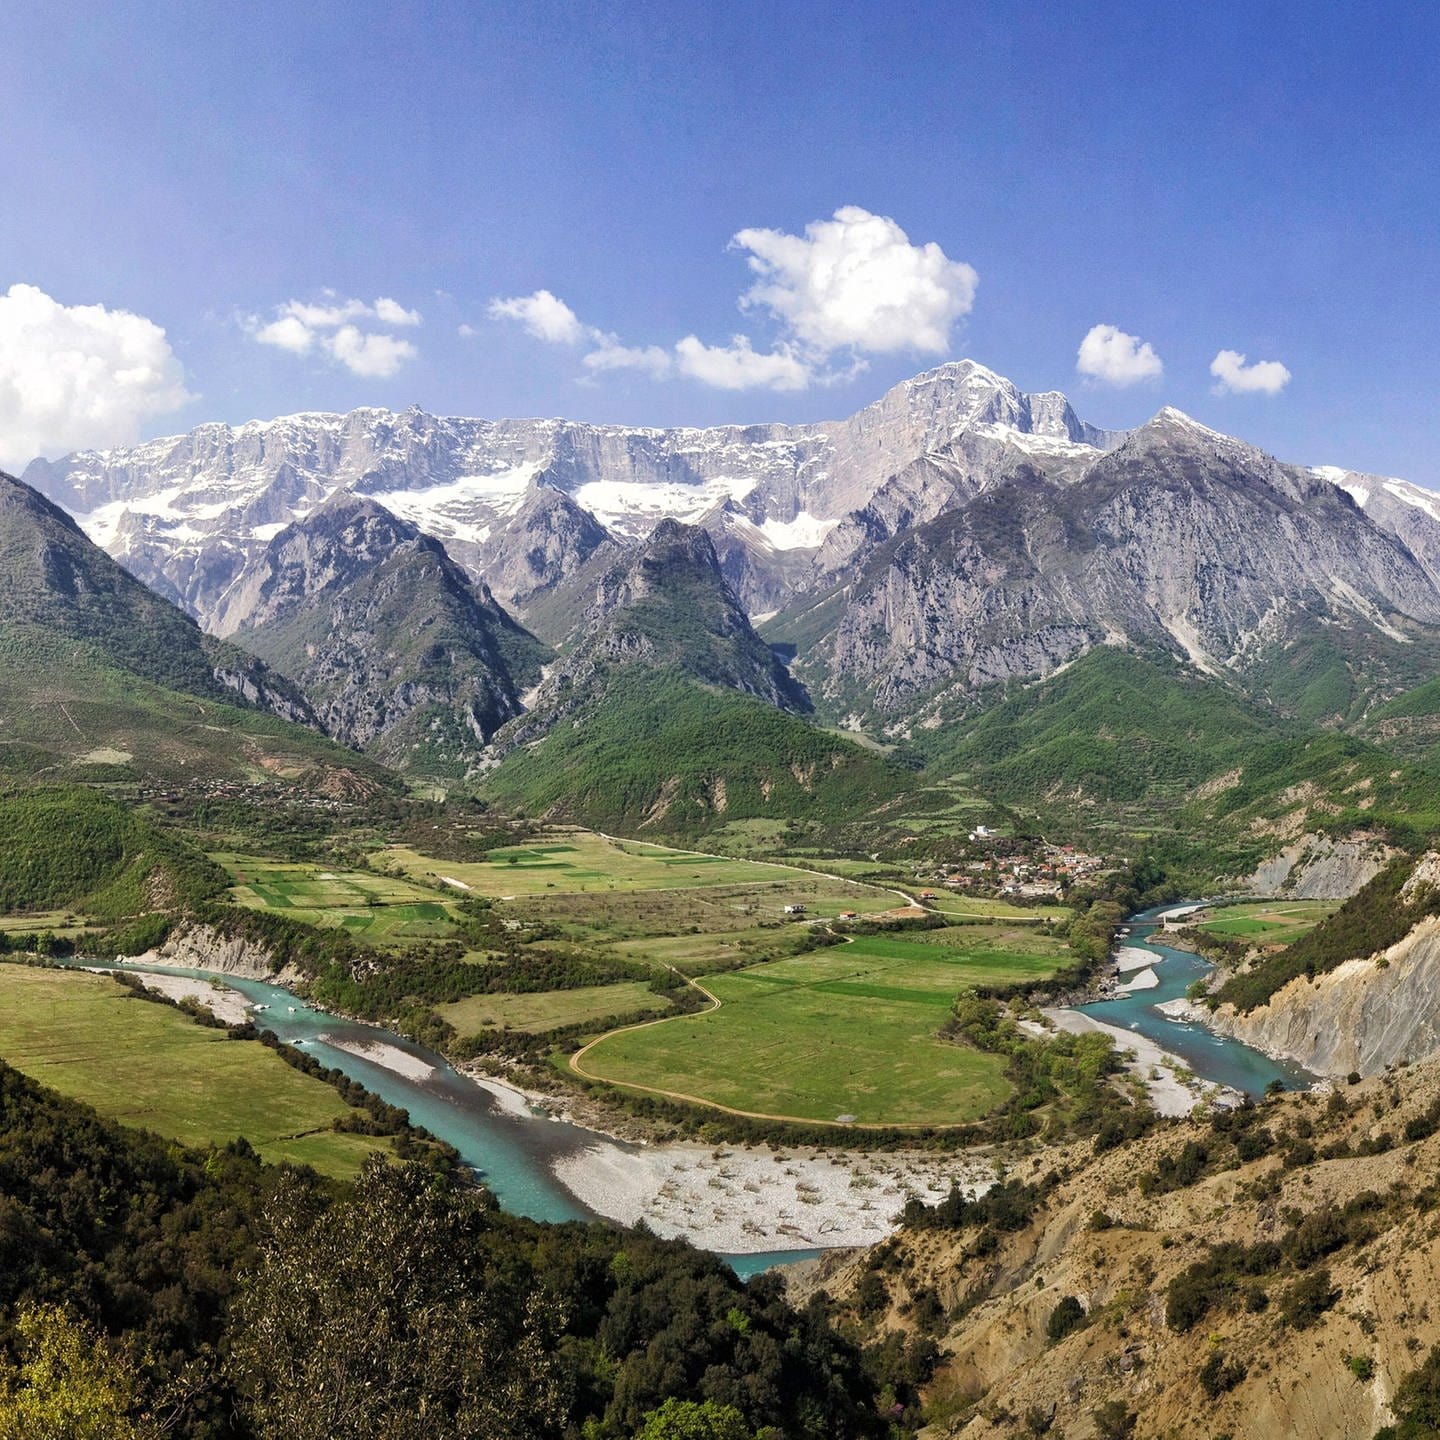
<box><xmin>22</xmin><ymin>357</ymin><xmax>1440</xmax><ymax>739</ymax></box>
<box><xmin>20</xmin><ymin>360</ymin><xmax>1123</xmax><ymax>629</ymax></box>
<box><xmin>1311</xmin><ymin>466</ymin><xmax>1440</xmax><ymax>588</ymax></box>
<box><xmin>775</xmin><ymin>405</ymin><xmax>1440</xmax><ymax>724</ymax></box>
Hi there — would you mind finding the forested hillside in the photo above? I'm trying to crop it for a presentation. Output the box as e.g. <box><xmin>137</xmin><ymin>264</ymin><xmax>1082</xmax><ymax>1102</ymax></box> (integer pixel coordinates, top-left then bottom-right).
<box><xmin>0</xmin><ymin>1059</ymin><xmax>889</xmax><ymax>1439</ymax></box>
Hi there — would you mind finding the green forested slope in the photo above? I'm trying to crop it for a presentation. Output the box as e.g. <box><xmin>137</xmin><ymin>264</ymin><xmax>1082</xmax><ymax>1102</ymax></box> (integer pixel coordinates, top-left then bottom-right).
<box><xmin>485</xmin><ymin>666</ymin><xmax>909</xmax><ymax>833</ymax></box>
<box><xmin>0</xmin><ymin>1059</ymin><xmax>889</xmax><ymax>1438</ymax></box>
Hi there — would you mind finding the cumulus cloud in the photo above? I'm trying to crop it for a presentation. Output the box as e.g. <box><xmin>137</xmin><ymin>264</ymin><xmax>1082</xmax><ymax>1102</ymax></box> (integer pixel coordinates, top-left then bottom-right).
<box><xmin>733</xmin><ymin>205</ymin><xmax>977</xmax><ymax>358</ymax></box>
<box><xmin>487</xmin><ymin>207</ymin><xmax>977</xmax><ymax>392</ymax></box>
<box><xmin>248</xmin><ymin>293</ymin><xmax>421</xmax><ymax>378</ymax></box>
<box><xmin>0</xmin><ymin>283</ymin><xmax>194</xmax><ymax>470</ymax></box>
<box><xmin>674</xmin><ymin>336</ymin><xmax>811</xmax><ymax>391</ymax></box>
<box><xmin>582</xmin><ymin>337</ymin><xmax>674</xmax><ymax>379</ymax></box>
<box><xmin>1075</xmin><ymin>323</ymin><xmax>1164</xmax><ymax>387</ymax></box>
<box><xmin>327</xmin><ymin>326</ymin><xmax>417</xmax><ymax>379</ymax></box>
<box><xmin>487</xmin><ymin>289</ymin><xmax>587</xmax><ymax>345</ymax></box>
<box><xmin>1210</xmin><ymin>348</ymin><xmax>1291</xmax><ymax>395</ymax></box>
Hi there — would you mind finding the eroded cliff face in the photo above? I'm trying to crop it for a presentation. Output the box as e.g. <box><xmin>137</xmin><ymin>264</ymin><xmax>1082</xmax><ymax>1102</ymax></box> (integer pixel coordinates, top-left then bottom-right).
<box><xmin>1207</xmin><ymin>857</ymin><xmax>1440</xmax><ymax>1076</ymax></box>
<box><xmin>805</xmin><ymin>1061</ymin><xmax>1440</xmax><ymax>1440</ymax></box>
<box><xmin>1246</xmin><ymin>833</ymin><xmax>1399</xmax><ymax>900</ymax></box>
<box><xmin>124</xmin><ymin>923</ymin><xmax>304</xmax><ymax>987</ymax></box>
<box><xmin>1204</xmin><ymin>923</ymin><xmax>1440</xmax><ymax>1076</ymax></box>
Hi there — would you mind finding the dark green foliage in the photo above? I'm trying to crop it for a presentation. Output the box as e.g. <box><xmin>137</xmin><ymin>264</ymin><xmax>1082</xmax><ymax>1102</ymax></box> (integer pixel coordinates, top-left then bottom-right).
<box><xmin>228</xmin><ymin>1158</ymin><xmax>562</xmax><ymax>1440</ymax></box>
<box><xmin>1216</xmin><ymin>859</ymin><xmax>1440</xmax><ymax>1013</ymax></box>
<box><xmin>1375</xmin><ymin>1345</ymin><xmax>1440</xmax><ymax>1439</ymax></box>
<box><xmin>1090</xmin><ymin>1399</ymin><xmax>1136</xmax><ymax>1440</ymax></box>
<box><xmin>900</xmin><ymin>1177</ymin><xmax>1041</xmax><ymax>1235</ymax></box>
<box><xmin>1045</xmin><ymin>1295</ymin><xmax>1086</xmax><ymax>1343</ymax></box>
<box><xmin>1198</xmin><ymin>1350</ymin><xmax>1247</xmax><ymax>1398</ymax></box>
<box><xmin>0</xmin><ymin>1062</ymin><xmax>886</xmax><ymax>1439</ymax></box>
<box><xmin>1165</xmin><ymin>1241</ymin><xmax>1284</xmax><ymax>1332</ymax></box>
<box><xmin>905</xmin><ymin>646</ymin><xmax>1440</xmax><ymax>881</ymax></box>
<box><xmin>944</xmin><ymin>993</ymin><xmax>1133</xmax><ymax>1142</ymax></box>
<box><xmin>0</xmin><ymin>786</ymin><xmax>225</xmax><ymax>917</ymax></box>
<box><xmin>485</xmin><ymin>667</ymin><xmax>909</xmax><ymax>834</ymax></box>
<box><xmin>1278</xmin><ymin>1268</ymin><xmax>1339</xmax><ymax>1330</ymax></box>
<box><xmin>923</xmin><ymin>648</ymin><xmax>1278</xmax><ymax>809</ymax></box>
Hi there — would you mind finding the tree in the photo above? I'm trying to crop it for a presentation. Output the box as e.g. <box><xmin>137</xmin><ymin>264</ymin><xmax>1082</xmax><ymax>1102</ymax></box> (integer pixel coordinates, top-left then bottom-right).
<box><xmin>0</xmin><ymin>1303</ymin><xmax>154</xmax><ymax>1440</ymax></box>
<box><xmin>1378</xmin><ymin>1345</ymin><xmax>1440</xmax><ymax>1439</ymax></box>
<box><xmin>227</xmin><ymin>1158</ymin><xmax>564</xmax><ymax>1440</ymax></box>
<box><xmin>634</xmin><ymin>1397</ymin><xmax>751</xmax><ymax>1440</ymax></box>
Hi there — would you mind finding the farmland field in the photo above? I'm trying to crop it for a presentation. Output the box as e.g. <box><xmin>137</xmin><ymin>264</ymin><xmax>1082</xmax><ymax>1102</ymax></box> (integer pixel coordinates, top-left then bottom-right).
<box><xmin>573</xmin><ymin>923</ymin><xmax>1069</xmax><ymax>1125</ymax></box>
<box><xmin>437</xmin><ymin>980</ymin><xmax>669</xmax><ymax>1035</ymax></box>
<box><xmin>380</xmin><ymin>830</ymin><xmax>847</xmax><ymax>897</ymax></box>
<box><xmin>1193</xmin><ymin>899</ymin><xmax>1339</xmax><ymax>944</ymax></box>
<box><xmin>0</xmin><ymin>965</ymin><xmax>391</xmax><ymax>1176</ymax></box>
<box><xmin>218</xmin><ymin>854</ymin><xmax>460</xmax><ymax>943</ymax></box>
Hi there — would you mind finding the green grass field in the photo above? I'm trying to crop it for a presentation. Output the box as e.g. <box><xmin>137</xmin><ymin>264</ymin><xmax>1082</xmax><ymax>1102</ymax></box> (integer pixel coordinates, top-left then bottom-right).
<box><xmin>1194</xmin><ymin>900</ymin><xmax>1339</xmax><ymax>943</ymax></box>
<box><xmin>380</xmin><ymin>831</ymin><xmax>839</xmax><ymax>898</ymax></box>
<box><xmin>218</xmin><ymin>854</ymin><xmax>460</xmax><ymax>943</ymax></box>
<box><xmin>923</xmin><ymin>893</ymin><xmax>1070</xmax><ymax>921</ymax></box>
<box><xmin>574</xmin><ymin>924</ymin><xmax>1066</xmax><ymax>1125</ymax></box>
<box><xmin>437</xmin><ymin>980</ymin><xmax>669</xmax><ymax>1035</ymax></box>
<box><xmin>0</xmin><ymin>965</ymin><xmax>391</xmax><ymax>1176</ymax></box>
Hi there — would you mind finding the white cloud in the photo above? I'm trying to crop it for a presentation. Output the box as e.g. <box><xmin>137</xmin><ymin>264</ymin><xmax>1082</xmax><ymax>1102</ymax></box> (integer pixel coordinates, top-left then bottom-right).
<box><xmin>1076</xmin><ymin>323</ymin><xmax>1164</xmax><ymax>386</ymax></box>
<box><xmin>253</xmin><ymin>315</ymin><xmax>315</xmax><ymax>354</ymax></box>
<box><xmin>327</xmin><ymin>326</ymin><xmax>417</xmax><ymax>379</ymax></box>
<box><xmin>248</xmin><ymin>293</ymin><xmax>423</xmax><ymax>378</ymax></box>
<box><xmin>0</xmin><ymin>283</ymin><xmax>194</xmax><ymax>469</ymax></box>
<box><xmin>488</xmin><ymin>207</ymin><xmax>977</xmax><ymax>393</ymax></box>
<box><xmin>487</xmin><ymin>289</ymin><xmax>587</xmax><ymax>345</ymax></box>
<box><xmin>373</xmin><ymin>297</ymin><xmax>422</xmax><ymax>327</ymax></box>
<box><xmin>581</xmin><ymin>337</ymin><xmax>674</xmax><ymax>379</ymax></box>
<box><xmin>1210</xmin><ymin>348</ymin><xmax>1291</xmax><ymax>395</ymax></box>
<box><xmin>674</xmin><ymin>335</ymin><xmax>811</xmax><ymax>391</ymax></box>
<box><xmin>732</xmin><ymin>205</ymin><xmax>977</xmax><ymax>358</ymax></box>
<box><xmin>457</xmin><ymin>322</ymin><xmax>478</xmax><ymax>338</ymax></box>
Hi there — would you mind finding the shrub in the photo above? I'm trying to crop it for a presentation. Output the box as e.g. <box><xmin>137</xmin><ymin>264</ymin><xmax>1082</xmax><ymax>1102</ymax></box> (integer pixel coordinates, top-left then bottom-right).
<box><xmin>1045</xmin><ymin>1296</ymin><xmax>1086</xmax><ymax>1343</ymax></box>
<box><xmin>1199</xmin><ymin>1350</ymin><xmax>1247</xmax><ymax>1398</ymax></box>
<box><xmin>1279</xmin><ymin>1269</ymin><xmax>1338</xmax><ymax>1330</ymax></box>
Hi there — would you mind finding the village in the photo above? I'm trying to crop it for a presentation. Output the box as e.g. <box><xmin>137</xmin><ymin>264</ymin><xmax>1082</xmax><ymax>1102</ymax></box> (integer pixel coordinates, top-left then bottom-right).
<box><xmin>908</xmin><ymin>827</ymin><xmax>1118</xmax><ymax>901</ymax></box>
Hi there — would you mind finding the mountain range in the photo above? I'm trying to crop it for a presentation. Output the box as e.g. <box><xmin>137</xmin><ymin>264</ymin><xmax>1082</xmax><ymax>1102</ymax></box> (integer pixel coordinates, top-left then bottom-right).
<box><xmin>13</xmin><ymin>358</ymin><xmax>1440</xmax><ymax>854</ymax></box>
<box><xmin>0</xmin><ymin>468</ymin><xmax>386</xmax><ymax>794</ymax></box>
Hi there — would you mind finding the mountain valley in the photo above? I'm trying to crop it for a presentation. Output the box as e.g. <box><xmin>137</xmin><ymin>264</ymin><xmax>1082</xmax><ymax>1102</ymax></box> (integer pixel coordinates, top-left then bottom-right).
<box><xmin>7</xmin><ymin>361</ymin><xmax>1440</xmax><ymax>1440</ymax></box>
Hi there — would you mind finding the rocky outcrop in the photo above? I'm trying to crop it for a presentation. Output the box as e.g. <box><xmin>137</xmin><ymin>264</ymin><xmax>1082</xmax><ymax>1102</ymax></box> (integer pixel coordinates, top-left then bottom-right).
<box><xmin>225</xmin><ymin>494</ymin><xmax>549</xmax><ymax>773</ymax></box>
<box><xmin>495</xmin><ymin>519</ymin><xmax>806</xmax><ymax>755</ymax></box>
<box><xmin>781</xmin><ymin>408</ymin><xmax>1440</xmax><ymax>720</ymax></box>
<box><xmin>1245</xmin><ymin>832</ymin><xmax>1399</xmax><ymax>899</ymax></box>
<box><xmin>1202</xmin><ymin>857</ymin><xmax>1440</xmax><ymax>1076</ymax></box>
<box><xmin>125</xmin><ymin>923</ymin><xmax>305</xmax><ymax>988</ymax></box>
<box><xmin>1196</xmin><ymin>918</ymin><xmax>1440</xmax><ymax>1076</ymax></box>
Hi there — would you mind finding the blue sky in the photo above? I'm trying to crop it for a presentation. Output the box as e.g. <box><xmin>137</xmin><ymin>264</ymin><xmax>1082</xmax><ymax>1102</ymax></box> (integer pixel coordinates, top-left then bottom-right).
<box><xmin>1</xmin><ymin>1</ymin><xmax>1437</xmax><ymax>481</ymax></box>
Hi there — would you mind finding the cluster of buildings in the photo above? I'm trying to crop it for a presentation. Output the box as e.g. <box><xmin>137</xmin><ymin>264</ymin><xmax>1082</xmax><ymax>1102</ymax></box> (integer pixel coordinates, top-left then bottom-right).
<box><xmin>918</xmin><ymin>839</ymin><xmax>1115</xmax><ymax>899</ymax></box>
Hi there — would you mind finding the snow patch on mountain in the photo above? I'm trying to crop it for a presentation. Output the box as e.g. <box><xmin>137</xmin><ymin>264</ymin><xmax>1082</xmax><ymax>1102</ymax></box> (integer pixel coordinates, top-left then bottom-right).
<box><xmin>573</xmin><ymin>475</ymin><xmax>760</xmax><ymax>536</ymax></box>
<box><xmin>377</xmin><ymin>463</ymin><xmax>541</xmax><ymax>545</ymax></box>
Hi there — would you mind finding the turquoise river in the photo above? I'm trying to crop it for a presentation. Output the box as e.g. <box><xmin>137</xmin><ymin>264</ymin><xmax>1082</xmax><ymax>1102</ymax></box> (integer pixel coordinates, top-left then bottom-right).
<box><xmin>74</xmin><ymin>904</ymin><xmax>1308</xmax><ymax>1276</ymax></box>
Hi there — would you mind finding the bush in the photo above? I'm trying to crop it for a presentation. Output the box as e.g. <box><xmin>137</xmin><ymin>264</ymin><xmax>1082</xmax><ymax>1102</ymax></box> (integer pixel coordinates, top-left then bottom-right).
<box><xmin>1199</xmin><ymin>1350</ymin><xmax>1247</xmax><ymax>1398</ymax></box>
<box><xmin>1045</xmin><ymin>1296</ymin><xmax>1086</xmax><ymax>1343</ymax></box>
<box><xmin>1091</xmin><ymin>1399</ymin><xmax>1136</xmax><ymax>1440</ymax></box>
<box><xmin>1279</xmin><ymin>1269</ymin><xmax>1338</xmax><ymax>1330</ymax></box>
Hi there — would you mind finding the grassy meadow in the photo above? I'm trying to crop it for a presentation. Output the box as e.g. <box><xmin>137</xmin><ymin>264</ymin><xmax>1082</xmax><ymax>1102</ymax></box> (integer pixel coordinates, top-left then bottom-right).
<box><xmin>207</xmin><ymin>824</ymin><xmax>1076</xmax><ymax>1129</ymax></box>
<box><xmin>436</xmin><ymin>980</ymin><xmax>669</xmax><ymax>1034</ymax></box>
<box><xmin>0</xmin><ymin>965</ymin><xmax>391</xmax><ymax>1176</ymax></box>
<box><xmin>218</xmin><ymin>853</ymin><xmax>460</xmax><ymax>944</ymax></box>
<box><xmin>1193</xmin><ymin>899</ymin><xmax>1339</xmax><ymax>944</ymax></box>
<box><xmin>572</xmin><ymin>922</ymin><xmax>1069</xmax><ymax>1125</ymax></box>
<box><xmin>379</xmin><ymin>830</ymin><xmax>809</xmax><ymax>897</ymax></box>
